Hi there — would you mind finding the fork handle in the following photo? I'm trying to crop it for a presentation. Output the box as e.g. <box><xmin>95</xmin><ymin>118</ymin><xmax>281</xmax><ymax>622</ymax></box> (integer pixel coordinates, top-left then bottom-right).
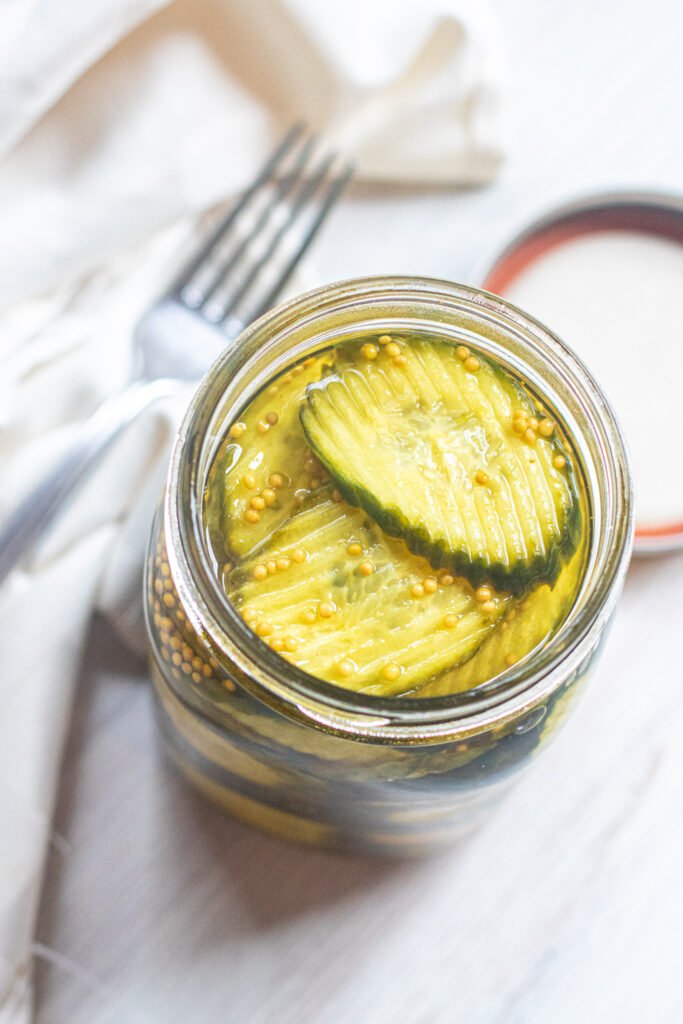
<box><xmin>0</xmin><ymin>378</ymin><xmax>179</xmax><ymax>586</ymax></box>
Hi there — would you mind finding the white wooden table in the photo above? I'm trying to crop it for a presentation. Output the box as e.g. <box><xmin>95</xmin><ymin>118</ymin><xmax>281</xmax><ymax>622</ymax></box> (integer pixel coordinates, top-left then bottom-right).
<box><xmin>34</xmin><ymin>2</ymin><xmax>683</xmax><ymax>1021</ymax></box>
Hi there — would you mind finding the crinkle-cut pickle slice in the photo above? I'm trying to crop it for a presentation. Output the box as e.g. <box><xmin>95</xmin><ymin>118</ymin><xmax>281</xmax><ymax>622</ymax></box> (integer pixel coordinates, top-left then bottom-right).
<box><xmin>229</xmin><ymin>490</ymin><xmax>513</xmax><ymax>695</ymax></box>
<box><xmin>300</xmin><ymin>337</ymin><xmax>580</xmax><ymax>595</ymax></box>
<box><xmin>204</xmin><ymin>352</ymin><xmax>333</xmax><ymax>561</ymax></box>
<box><xmin>415</xmin><ymin>541</ymin><xmax>586</xmax><ymax>698</ymax></box>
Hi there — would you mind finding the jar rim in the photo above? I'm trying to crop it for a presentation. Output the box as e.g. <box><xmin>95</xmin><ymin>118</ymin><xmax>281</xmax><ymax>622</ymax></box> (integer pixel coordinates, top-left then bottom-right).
<box><xmin>165</xmin><ymin>275</ymin><xmax>634</xmax><ymax>742</ymax></box>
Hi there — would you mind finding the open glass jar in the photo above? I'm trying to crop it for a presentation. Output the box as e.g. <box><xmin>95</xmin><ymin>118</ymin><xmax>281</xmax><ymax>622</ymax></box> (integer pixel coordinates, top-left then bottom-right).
<box><xmin>145</xmin><ymin>276</ymin><xmax>633</xmax><ymax>856</ymax></box>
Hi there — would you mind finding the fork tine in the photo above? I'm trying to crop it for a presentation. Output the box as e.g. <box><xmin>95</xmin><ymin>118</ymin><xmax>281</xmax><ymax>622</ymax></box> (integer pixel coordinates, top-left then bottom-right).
<box><xmin>198</xmin><ymin>133</ymin><xmax>318</xmax><ymax>310</ymax></box>
<box><xmin>210</xmin><ymin>147</ymin><xmax>337</xmax><ymax>322</ymax></box>
<box><xmin>208</xmin><ymin>151</ymin><xmax>354</xmax><ymax>325</ymax></box>
<box><xmin>166</xmin><ymin>123</ymin><xmax>305</xmax><ymax>302</ymax></box>
<box><xmin>246</xmin><ymin>161</ymin><xmax>354</xmax><ymax>323</ymax></box>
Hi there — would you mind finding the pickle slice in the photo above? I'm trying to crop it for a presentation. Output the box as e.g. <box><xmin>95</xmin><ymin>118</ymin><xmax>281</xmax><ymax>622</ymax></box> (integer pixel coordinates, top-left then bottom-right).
<box><xmin>205</xmin><ymin>352</ymin><xmax>333</xmax><ymax>561</ymax></box>
<box><xmin>229</xmin><ymin>490</ymin><xmax>512</xmax><ymax>694</ymax></box>
<box><xmin>416</xmin><ymin>543</ymin><xmax>586</xmax><ymax>696</ymax></box>
<box><xmin>300</xmin><ymin>337</ymin><xmax>580</xmax><ymax>595</ymax></box>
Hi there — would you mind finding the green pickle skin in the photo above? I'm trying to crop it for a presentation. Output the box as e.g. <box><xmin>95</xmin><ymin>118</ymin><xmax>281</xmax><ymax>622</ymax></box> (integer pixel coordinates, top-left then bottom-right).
<box><xmin>146</xmin><ymin>508</ymin><xmax>598</xmax><ymax>855</ymax></box>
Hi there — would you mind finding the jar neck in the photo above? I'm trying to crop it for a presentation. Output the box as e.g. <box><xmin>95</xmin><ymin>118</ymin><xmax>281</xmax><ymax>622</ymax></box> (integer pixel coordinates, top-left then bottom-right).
<box><xmin>165</xmin><ymin>276</ymin><xmax>633</xmax><ymax>743</ymax></box>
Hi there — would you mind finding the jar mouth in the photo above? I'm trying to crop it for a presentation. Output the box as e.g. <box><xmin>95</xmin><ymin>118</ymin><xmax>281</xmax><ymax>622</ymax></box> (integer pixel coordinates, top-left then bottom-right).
<box><xmin>165</xmin><ymin>276</ymin><xmax>634</xmax><ymax>740</ymax></box>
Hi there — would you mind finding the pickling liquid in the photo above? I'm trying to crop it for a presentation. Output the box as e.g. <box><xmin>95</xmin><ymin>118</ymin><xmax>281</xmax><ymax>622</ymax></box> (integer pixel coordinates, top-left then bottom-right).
<box><xmin>203</xmin><ymin>331</ymin><xmax>589</xmax><ymax>698</ymax></box>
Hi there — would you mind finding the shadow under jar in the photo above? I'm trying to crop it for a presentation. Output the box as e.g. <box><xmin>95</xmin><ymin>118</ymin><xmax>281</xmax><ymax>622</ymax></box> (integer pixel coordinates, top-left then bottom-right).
<box><xmin>144</xmin><ymin>276</ymin><xmax>633</xmax><ymax>856</ymax></box>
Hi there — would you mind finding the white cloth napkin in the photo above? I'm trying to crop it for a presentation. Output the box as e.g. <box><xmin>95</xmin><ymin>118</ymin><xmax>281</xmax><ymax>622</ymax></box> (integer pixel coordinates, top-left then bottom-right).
<box><xmin>0</xmin><ymin>1</ymin><xmax>506</xmax><ymax>1019</ymax></box>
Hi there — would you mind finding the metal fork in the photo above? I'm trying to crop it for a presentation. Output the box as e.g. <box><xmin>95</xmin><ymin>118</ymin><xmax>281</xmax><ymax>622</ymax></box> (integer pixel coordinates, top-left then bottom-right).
<box><xmin>0</xmin><ymin>126</ymin><xmax>353</xmax><ymax>584</ymax></box>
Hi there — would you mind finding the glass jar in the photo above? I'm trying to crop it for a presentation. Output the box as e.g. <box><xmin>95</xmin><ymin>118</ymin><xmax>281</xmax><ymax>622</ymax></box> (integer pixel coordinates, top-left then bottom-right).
<box><xmin>145</xmin><ymin>276</ymin><xmax>633</xmax><ymax>856</ymax></box>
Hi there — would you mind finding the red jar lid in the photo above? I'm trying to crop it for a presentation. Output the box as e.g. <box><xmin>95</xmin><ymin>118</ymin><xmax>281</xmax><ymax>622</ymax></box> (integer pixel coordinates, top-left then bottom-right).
<box><xmin>475</xmin><ymin>192</ymin><xmax>683</xmax><ymax>555</ymax></box>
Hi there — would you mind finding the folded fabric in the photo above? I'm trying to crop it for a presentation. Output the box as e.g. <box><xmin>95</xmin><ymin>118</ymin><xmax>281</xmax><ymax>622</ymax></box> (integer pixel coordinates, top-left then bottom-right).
<box><xmin>0</xmin><ymin>1</ymin><xmax>506</xmax><ymax>1020</ymax></box>
<box><xmin>0</xmin><ymin>0</ymin><xmax>505</xmax><ymax>302</ymax></box>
